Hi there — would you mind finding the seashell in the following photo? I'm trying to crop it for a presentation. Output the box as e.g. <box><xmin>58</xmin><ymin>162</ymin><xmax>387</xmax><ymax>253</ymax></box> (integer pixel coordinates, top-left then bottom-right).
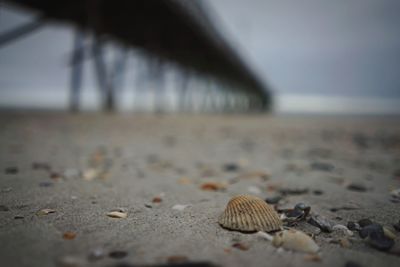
<box><xmin>218</xmin><ymin>195</ymin><xmax>282</xmax><ymax>232</ymax></box>
<box><xmin>272</xmin><ymin>229</ymin><xmax>319</xmax><ymax>253</ymax></box>
<box><xmin>106</xmin><ymin>210</ymin><xmax>127</xmax><ymax>218</ymax></box>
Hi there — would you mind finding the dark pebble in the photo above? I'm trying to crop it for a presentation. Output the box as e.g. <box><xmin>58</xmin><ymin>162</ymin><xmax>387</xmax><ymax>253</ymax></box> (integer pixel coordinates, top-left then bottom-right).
<box><xmin>0</xmin><ymin>205</ymin><xmax>10</xmax><ymax>211</ymax></box>
<box><xmin>347</xmin><ymin>183</ymin><xmax>367</xmax><ymax>192</ymax></box>
<box><xmin>368</xmin><ymin>233</ymin><xmax>394</xmax><ymax>251</ymax></box>
<box><xmin>345</xmin><ymin>261</ymin><xmax>363</xmax><ymax>267</ymax></box>
<box><xmin>358</xmin><ymin>223</ymin><xmax>394</xmax><ymax>251</ymax></box>
<box><xmin>32</xmin><ymin>162</ymin><xmax>51</xmax><ymax>171</ymax></box>
<box><xmin>358</xmin><ymin>218</ymin><xmax>373</xmax><ymax>228</ymax></box>
<box><xmin>144</xmin><ymin>204</ymin><xmax>152</xmax><ymax>208</ymax></box>
<box><xmin>265</xmin><ymin>196</ymin><xmax>282</xmax><ymax>204</ymax></box>
<box><xmin>279</xmin><ymin>188</ymin><xmax>309</xmax><ymax>196</ymax></box>
<box><xmin>39</xmin><ymin>181</ymin><xmax>53</xmax><ymax>187</ymax></box>
<box><xmin>5</xmin><ymin>167</ymin><xmax>18</xmax><ymax>174</ymax></box>
<box><xmin>286</xmin><ymin>209</ymin><xmax>304</xmax><ymax>218</ymax></box>
<box><xmin>14</xmin><ymin>215</ymin><xmax>24</xmax><ymax>219</ymax></box>
<box><xmin>393</xmin><ymin>220</ymin><xmax>400</xmax><ymax>232</ymax></box>
<box><xmin>310</xmin><ymin>162</ymin><xmax>334</xmax><ymax>172</ymax></box>
<box><xmin>347</xmin><ymin>221</ymin><xmax>361</xmax><ymax>231</ymax></box>
<box><xmin>359</xmin><ymin>223</ymin><xmax>383</xmax><ymax>239</ymax></box>
<box><xmin>308</xmin><ymin>215</ymin><xmax>333</xmax><ymax>232</ymax></box>
<box><xmin>312</xmin><ymin>190</ymin><xmax>323</xmax><ymax>195</ymax></box>
<box><xmin>223</xmin><ymin>163</ymin><xmax>239</xmax><ymax>172</ymax></box>
<box><xmin>109</xmin><ymin>251</ymin><xmax>128</xmax><ymax>259</ymax></box>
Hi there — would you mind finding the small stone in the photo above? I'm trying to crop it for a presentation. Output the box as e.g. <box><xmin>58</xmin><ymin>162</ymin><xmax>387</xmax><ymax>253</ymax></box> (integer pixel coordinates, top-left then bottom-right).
<box><xmin>308</xmin><ymin>215</ymin><xmax>333</xmax><ymax>232</ymax></box>
<box><xmin>393</xmin><ymin>220</ymin><xmax>400</xmax><ymax>232</ymax></box>
<box><xmin>5</xmin><ymin>166</ymin><xmax>18</xmax><ymax>174</ymax></box>
<box><xmin>39</xmin><ymin>181</ymin><xmax>53</xmax><ymax>187</ymax></box>
<box><xmin>152</xmin><ymin>197</ymin><xmax>162</xmax><ymax>203</ymax></box>
<box><xmin>88</xmin><ymin>248</ymin><xmax>106</xmax><ymax>261</ymax></box>
<box><xmin>50</xmin><ymin>172</ymin><xmax>63</xmax><ymax>180</ymax></box>
<box><xmin>347</xmin><ymin>183</ymin><xmax>367</xmax><ymax>192</ymax></box>
<box><xmin>333</xmin><ymin>224</ymin><xmax>353</xmax><ymax>236</ymax></box>
<box><xmin>347</xmin><ymin>221</ymin><xmax>361</xmax><ymax>231</ymax></box>
<box><xmin>32</xmin><ymin>162</ymin><xmax>51</xmax><ymax>171</ymax></box>
<box><xmin>223</xmin><ymin>163</ymin><xmax>240</xmax><ymax>172</ymax></box>
<box><xmin>359</xmin><ymin>223</ymin><xmax>395</xmax><ymax>251</ymax></box>
<box><xmin>358</xmin><ymin>218</ymin><xmax>373</xmax><ymax>228</ymax></box>
<box><xmin>232</xmin><ymin>242</ymin><xmax>249</xmax><ymax>251</ymax></box>
<box><xmin>144</xmin><ymin>204</ymin><xmax>152</xmax><ymax>208</ymax></box>
<box><xmin>63</xmin><ymin>231</ymin><xmax>77</xmax><ymax>240</ymax></box>
<box><xmin>14</xmin><ymin>215</ymin><xmax>24</xmax><ymax>219</ymax></box>
<box><xmin>0</xmin><ymin>205</ymin><xmax>10</xmax><ymax>211</ymax></box>
<box><xmin>109</xmin><ymin>251</ymin><xmax>127</xmax><ymax>259</ymax></box>
<box><xmin>265</xmin><ymin>196</ymin><xmax>282</xmax><ymax>204</ymax></box>
<box><xmin>310</xmin><ymin>162</ymin><xmax>334</xmax><ymax>172</ymax></box>
<box><xmin>312</xmin><ymin>190</ymin><xmax>323</xmax><ymax>195</ymax></box>
<box><xmin>200</xmin><ymin>182</ymin><xmax>226</xmax><ymax>191</ymax></box>
<box><xmin>36</xmin><ymin>208</ymin><xmax>56</xmax><ymax>216</ymax></box>
<box><xmin>279</xmin><ymin>188</ymin><xmax>309</xmax><ymax>195</ymax></box>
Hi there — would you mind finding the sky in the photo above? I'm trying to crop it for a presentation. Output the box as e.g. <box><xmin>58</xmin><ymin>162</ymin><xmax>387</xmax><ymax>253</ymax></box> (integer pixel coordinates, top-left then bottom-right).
<box><xmin>0</xmin><ymin>0</ymin><xmax>400</xmax><ymax>113</ymax></box>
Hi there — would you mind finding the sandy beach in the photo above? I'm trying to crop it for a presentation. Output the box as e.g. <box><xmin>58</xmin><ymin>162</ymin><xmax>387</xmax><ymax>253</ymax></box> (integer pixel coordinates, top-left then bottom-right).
<box><xmin>0</xmin><ymin>113</ymin><xmax>399</xmax><ymax>267</ymax></box>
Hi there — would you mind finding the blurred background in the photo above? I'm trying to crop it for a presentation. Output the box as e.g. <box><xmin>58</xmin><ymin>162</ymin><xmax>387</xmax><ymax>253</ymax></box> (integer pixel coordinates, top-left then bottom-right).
<box><xmin>1</xmin><ymin>0</ymin><xmax>400</xmax><ymax>115</ymax></box>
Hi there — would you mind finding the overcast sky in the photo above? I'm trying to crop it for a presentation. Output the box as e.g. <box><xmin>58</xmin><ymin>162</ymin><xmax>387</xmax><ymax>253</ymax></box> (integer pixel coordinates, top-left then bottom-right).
<box><xmin>0</xmin><ymin>0</ymin><xmax>399</xmax><ymax>112</ymax></box>
<box><xmin>210</xmin><ymin>0</ymin><xmax>400</xmax><ymax>98</ymax></box>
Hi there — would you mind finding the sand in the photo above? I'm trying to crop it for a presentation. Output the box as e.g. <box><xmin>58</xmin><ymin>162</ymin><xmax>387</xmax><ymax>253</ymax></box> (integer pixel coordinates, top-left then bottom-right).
<box><xmin>0</xmin><ymin>112</ymin><xmax>399</xmax><ymax>267</ymax></box>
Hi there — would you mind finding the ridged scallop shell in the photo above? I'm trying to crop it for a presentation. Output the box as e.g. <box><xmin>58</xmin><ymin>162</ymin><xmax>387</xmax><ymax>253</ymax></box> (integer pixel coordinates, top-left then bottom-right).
<box><xmin>218</xmin><ymin>195</ymin><xmax>282</xmax><ymax>232</ymax></box>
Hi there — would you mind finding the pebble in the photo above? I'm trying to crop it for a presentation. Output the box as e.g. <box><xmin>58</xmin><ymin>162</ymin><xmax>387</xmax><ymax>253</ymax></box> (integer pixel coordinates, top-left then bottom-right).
<box><xmin>63</xmin><ymin>231</ymin><xmax>77</xmax><ymax>240</ymax></box>
<box><xmin>333</xmin><ymin>224</ymin><xmax>353</xmax><ymax>236</ymax></box>
<box><xmin>14</xmin><ymin>215</ymin><xmax>24</xmax><ymax>219</ymax></box>
<box><xmin>32</xmin><ymin>162</ymin><xmax>51</xmax><ymax>171</ymax></box>
<box><xmin>39</xmin><ymin>181</ymin><xmax>53</xmax><ymax>187</ymax></box>
<box><xmin>393</xmin><ymin>220</ymin><xmax>400</xmax><ymax>232</ymax></box>
<box><xmin>312</xmin><ymin>190</ymin><xmax>324</xmax><ymax>195</ymax></box>
<box><xmin>265</xmin><ymin>196</ymin><xmax>282</xmax><ymax>204</ymax></box>
<box><xmin>5</xmin><ymin>166</ymin><xmax>18</xmax><ymax>174</ymax></box>
<box><xmin>347</xmin><ymin>183</ymin><xmax>367</xmax><ymax>192</ymax></box>
<box><xmin>109</xmin><ymin>251</ymin><xmax>128</xmax><ymax>259</ymax></box>
<box><xmin>279</xmin><ymin>188</ymin><xmax>309</xmax><ymax>196</ymax></box>
<box><xmin>347</xmin><ymin>221</ymin><xmax>361</xmax><ymax>231</ymax></box>
<box><xmin>359</xmin><ymin>223</ymin><xmax>395</xmax><ymax>251</ymax></box>
<box><xmin>223</xmin><ymin>163</ymin><xmax>240</xmax><ymax>172</ymax></box>
<box><xmin>232</xmin><ymin>242</ymin><xmax>249</xmax><ymax>251</ymax></box>
<box><xmin>308</xmin><ymin>215</ymin><xmax>333</xmax><ymax>232</ymax></box>
<box><xmin>310</xmin><ymin>162</ymin><xmax>334</xmax><ymax>172</ymax></box>
<box><xmin>0</xmin><ymin>205</ymin><xmax>10</xmax><ymax>211</ymax></box>
<box><xmin>88</xmin><ymin>248</ymin><xmax>106</xmax><ymax>261</ymax></box>
<box><xmin>358</xmin><ymin>218</ymin><xmax>373</xmax><ymax>228</ymax></box>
